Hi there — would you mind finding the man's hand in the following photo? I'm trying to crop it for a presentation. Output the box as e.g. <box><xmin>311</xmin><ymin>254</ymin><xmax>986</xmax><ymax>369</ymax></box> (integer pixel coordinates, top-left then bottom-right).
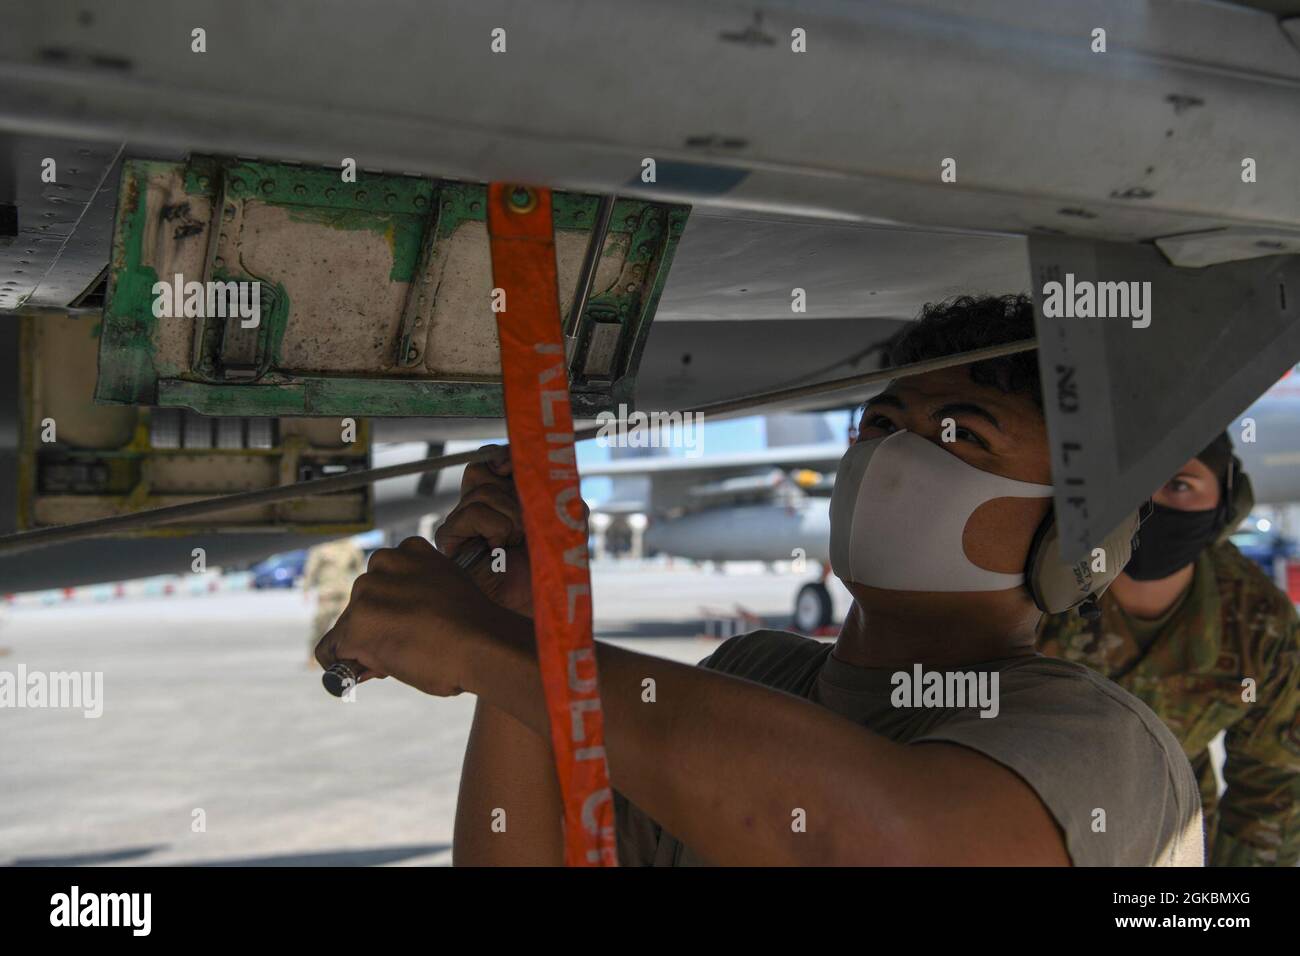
<box><xmin>435</xmin><ymin>445</ymin><xmax>587</xmax><ymax>617</ymax></box>
<box><xmin>314</xmin><ymin>536</ymin><xmax>514</xmax><ymax>697</ymax></box>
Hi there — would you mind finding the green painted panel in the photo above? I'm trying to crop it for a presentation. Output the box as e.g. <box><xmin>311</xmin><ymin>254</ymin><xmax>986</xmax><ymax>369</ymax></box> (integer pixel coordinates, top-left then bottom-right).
<box><xmin>99</xmin><ymin>156</ymin><xmax>691</xmax><ymax>418</ymax></box>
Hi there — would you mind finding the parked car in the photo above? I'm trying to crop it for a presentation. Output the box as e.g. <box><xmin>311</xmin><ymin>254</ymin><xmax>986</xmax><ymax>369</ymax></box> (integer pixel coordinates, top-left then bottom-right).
<box><xmin>251</xmin><ymin>550</ymin><xmax>308</xmax><ymax>589</ymax></box>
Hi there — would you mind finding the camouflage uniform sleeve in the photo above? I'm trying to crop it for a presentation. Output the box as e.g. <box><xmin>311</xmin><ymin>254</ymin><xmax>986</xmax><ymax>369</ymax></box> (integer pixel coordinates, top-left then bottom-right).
<box><xmin>1214</xmin><ymin>604</ymin><xmax>1300</xmax><ymax>866</ymax></box>
<box><xmin>302</xmin><ymin>549</ymin><xmax>321</xmax><ymax>588</ymax></box>
<box><xmin>1034</xmin><ymin>605</ymin><xmax>1091</xmax><ymax>657</ymax></box>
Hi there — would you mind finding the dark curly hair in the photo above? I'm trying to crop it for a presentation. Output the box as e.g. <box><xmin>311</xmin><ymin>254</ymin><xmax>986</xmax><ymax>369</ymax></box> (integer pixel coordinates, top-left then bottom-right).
<box><xmin>883</xmin><ymin>294</ymin><xmax>1041</xmax><ymax>409</ymax></box>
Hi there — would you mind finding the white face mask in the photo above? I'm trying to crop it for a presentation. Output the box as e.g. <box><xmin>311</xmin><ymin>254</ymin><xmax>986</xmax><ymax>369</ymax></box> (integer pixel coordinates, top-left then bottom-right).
<box><xmin>829</xmin><ymin>429</ymin><xmax>1053</xmax><ymax>592</ymax></box>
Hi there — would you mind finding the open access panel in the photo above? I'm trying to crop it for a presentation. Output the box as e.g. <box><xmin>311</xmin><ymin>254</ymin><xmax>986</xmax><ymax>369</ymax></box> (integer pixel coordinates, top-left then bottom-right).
<box><xmin>94</xmin><ymin>156</ymin><xmax>690</xmax><ymax>418</ymax></box>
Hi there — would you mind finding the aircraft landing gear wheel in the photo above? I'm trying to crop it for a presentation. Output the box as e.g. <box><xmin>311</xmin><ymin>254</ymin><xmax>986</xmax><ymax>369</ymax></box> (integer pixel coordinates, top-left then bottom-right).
<box><xmin>794</xmin><ymin>582</ymin><xmax>833</xmax><ymax>633</ymax></box>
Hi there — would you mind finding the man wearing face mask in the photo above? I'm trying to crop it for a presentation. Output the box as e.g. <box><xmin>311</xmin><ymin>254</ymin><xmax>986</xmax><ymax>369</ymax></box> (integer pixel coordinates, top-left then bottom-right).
<box><xmin>318</xmin><ymin>294</ymin><xmax>1203</xmax><ymax>866</ymax></box>
<box><xmin>1039</xmin><ymin>436</ymin><xmax>1300</xmax><ymax>866</ymax></box>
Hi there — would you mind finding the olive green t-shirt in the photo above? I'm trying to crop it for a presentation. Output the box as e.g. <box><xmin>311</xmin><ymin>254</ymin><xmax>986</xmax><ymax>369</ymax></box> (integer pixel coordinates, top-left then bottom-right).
<box><xmin>1114</xmin><ymin>584</ymin><xmax>1191</xmax><ymax>654</ymax></box>
<box><xmin>614</xmin><ymin>629</ymin><xmax>1204</xmax><ymax>866</ymax></box>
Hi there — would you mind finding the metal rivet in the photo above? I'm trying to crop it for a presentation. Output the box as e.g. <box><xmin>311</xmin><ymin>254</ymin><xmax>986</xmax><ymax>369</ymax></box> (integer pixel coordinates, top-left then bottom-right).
<box><xmin>325</xmin><ymin>187</ymin><xmax>336</xmax><ymax>199</ymax></box>
<box><xmin>293</xmin><ymin>184</ymin><xmax>307</xmax><ymax>196</ymax></box>
<box><xmin>356</xmin><ymin>190</ymin><xmax>367</xmax><ymax>201</ymax></box>
<box><xmin>414</xmin><ymin>195</ymin><xmax>427</xmax><ymax>209</ymax></box>
<box><xmin>261</xmin><ymin>180</ymin><xmax>275</xmax><ymax>194</ymax></box>
<box><xmin>507</xmin><ymin>187</ymin><xmax>537</xmax><ymax>214</ymax></box>
<box><xmin>385</xmin><ymin>193</ymin><xmax>397</xmax><ymax>205</ymax></box>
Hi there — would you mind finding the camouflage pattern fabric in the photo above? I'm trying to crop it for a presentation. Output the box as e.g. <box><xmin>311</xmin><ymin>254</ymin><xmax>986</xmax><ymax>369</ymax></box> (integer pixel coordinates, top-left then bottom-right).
<box><xmin>1038</xmin><ymin>541</ymin><xmax>1300</xmax><ymax>866</ymax></box>
<box><xmin>303</xmin><ymin>539</ymin><xmax>365</xmax><ymax>648</ymax></box>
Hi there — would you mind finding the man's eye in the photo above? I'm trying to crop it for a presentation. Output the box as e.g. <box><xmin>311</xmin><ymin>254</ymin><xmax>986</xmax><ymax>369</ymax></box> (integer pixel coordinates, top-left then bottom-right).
<box><xmin>863</xmin><ymin>415</ymin><xmax>896</xmax><ymax>432</ymax></box>
<box><xmin>954</xmin><ymin>426</ymin><xmax>988</xmax><ymax>450</ymax></box>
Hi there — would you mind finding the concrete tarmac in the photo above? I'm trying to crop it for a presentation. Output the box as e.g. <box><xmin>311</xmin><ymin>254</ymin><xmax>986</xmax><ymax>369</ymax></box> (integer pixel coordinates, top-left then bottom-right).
<box><xmin>0</xmin><ymin>561</ymin><xmax>846</xmax><ymax>866</ymax></box>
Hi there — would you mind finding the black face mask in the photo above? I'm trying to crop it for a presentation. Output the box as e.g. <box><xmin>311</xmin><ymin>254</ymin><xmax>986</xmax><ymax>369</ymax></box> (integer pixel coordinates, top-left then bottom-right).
<box><xmin>1124</xmin><ymin>504</ymin><xmax>1222</xmax><ymax>581</ymax></box>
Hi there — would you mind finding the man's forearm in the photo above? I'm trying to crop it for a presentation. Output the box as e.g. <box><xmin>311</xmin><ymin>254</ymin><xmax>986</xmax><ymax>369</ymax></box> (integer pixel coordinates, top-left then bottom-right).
<box><xmin>452</xmin><ymin>698</ymin><xmax>565</xmax><ymax>866</ymax></box>
<box><xmin>464</xmin><ymin>616</ymin><xmax>938</xmax><ymax>865</ymax></box>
